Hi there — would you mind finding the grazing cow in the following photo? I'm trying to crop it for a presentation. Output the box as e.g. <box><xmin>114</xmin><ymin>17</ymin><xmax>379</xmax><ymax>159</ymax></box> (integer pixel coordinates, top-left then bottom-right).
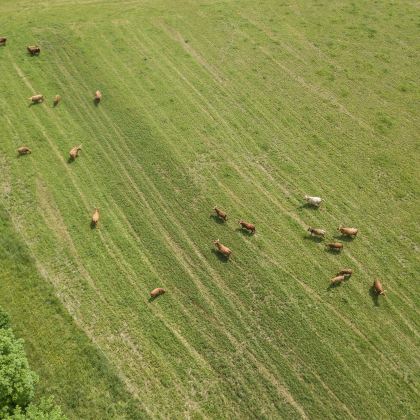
<box><xmin>307</xmin><ymin>227</ymin><xmax>325</xmax><ymax>237</ymax></box>
<box><xmin>94</xmin><ymin>90</ymin><xmax>102</xmax><ymax>103</ymax></box>
<box><xmin>213</xmin><ymin>239</ymin><xmax>232</xmax><ymax>257</ymax></box>
<box><xmin>150</xmin><ymin>287</ymin><xmax>165</xmax><ymax>298</ymax></box>
<box><xmin>331</xmin><ymin>275</ymin><xmax>346</xmax><ymax>285</ymax></box>
<box><xmin>239</xmin><ymin>220</ymin><xmax>256</xmax><ymax>234</ymax></box>
<box><xmin>304</xmin><ymin>195</ymin><xmax>322</xmax><ymax>207</ymax></box>
<box><xmin>0</xmin><ymin>37</ymin><xmax>6</xmax><ymax>46</ymax></box>
<box><xmin>337</xmin><ymin>268</ymin><xmax>353</xmax><ymax>277</ymax></box>
<box><xmin>53</xmin><ymin>95</ymin><xmax>61</xmax><ymax>106</ymax></box>
<box><xmin>326</xmin><ymin>242</ymin><xmax>343</xmax><ymax>251</ymax></box>
<box><xmin>27</xmin><ymin>45</ymin><xmax>40</xmax><ymax>55</ymax></box>
<box><xmin>17</xmin><ymin>146</ymin><xmax>31</xmax><ymax>155</ymax></box>
<box><xmin>69</xmin><ymin>145</ymin><xmax>82</xmax><ymax>160</ymax></box>
<box><xmin>91</xmin><ymin>208</ymin><xmax>100</xmax><ymax>226</ymax></box>
<box><xmin>29</xmin><ymin>94</ymin><xmax>44</xmax><ymax>103</ymax></box>
<box><xmin>338</xmin><ymin>226</ymin><xmax>358</xmax><ymax>237</ymax></box>
<box><xmin>213</xmin><ymin>207</ymin><xmax>227</xmax><ymax>221</ymax></box>
<box><xmin>373</xmin><ymin>279</ymin><xmax>385</xmax><ymax>296</ymax></box>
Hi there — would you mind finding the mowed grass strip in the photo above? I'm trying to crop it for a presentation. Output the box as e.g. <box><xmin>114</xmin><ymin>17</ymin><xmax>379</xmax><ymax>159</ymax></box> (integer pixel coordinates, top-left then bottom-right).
<box><xmin>0</xmin><ymin>0</ymin><xmax>419</xmax><ymax>418</ymax></box>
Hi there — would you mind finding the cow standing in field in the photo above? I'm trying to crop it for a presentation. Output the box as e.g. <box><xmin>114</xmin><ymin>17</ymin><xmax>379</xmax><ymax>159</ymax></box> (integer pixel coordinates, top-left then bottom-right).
<box><xmin>304</xmin><ymin>195</ymin><xmax>322</xmax><ymax>207</ymax></box>
<box><xmin>239</xmin><ymin>220</ymin><xmax>256</xmax><ymax>234</ymax></box>
<box><xmin>337</xmin><ymin>268</ymin><xmax>353</xmax><ymax>277</ymax></box>
<box><xmin>53</xmin><ymin>95</ymin><xmax>61</xmax><ymax>106</ymax></box>
<box><xmin>69</xmin><ymin>145</ymin><xmax>82</xmax><ymax>160</ymax></box>
<box><xmin>17</xmin><ymin>146</ymin><xmax>31</xmax><ymax>155</ymax></box>
<box><xmin>213</xmin><ymin>239</ymin><xmax>232</xmax><ymax>258</ymax></box>
<box><xmin>331</xmin><ymin>275</ymin><xmax>346</xmax><ymax>285</ymax></box>
<box><xmin>373</xmin><ymin>279</ymin><xmax>385</xmax><ymax>296</ymax></box>
<box><xmin>307</xmin><ymin>227</ymin><xmax>325</xmax><ymax>238</ymax></box>
<box><xmin>338</xmin><ymin>226</ymin><xmax>358</xmax><ymax>237</ymax></box>
<box><xmin>27</xmin><ymin>45</ymin><xmax>40</xmax><ymax>55</ymax></box>
<box><xmin>0</xmin><ymin>37</ymin><xmax>7</xmax><ymax>46</ymax></box>
<box><xmin>91</xmin><ymin>208</ymin><xmax>100</xmax><ymax>226</ymax></box>
<box><xmin>326</xmin><ymin>242</ymin><xmax>343</xmax><ymax>251</ymax></box>
<box><xmin>150</xmin><ymin>288</ymin><xmax>165</xmax><ymax>298</ymax></box>
<box><xmin>213</xmin><ymin>207</ymin><xmax>227</xmax><ymax>222</ymax></box>
<box><xmin>94</xmin><ymin>90</ymin><xmax>102</xmax><ymax>103</ymax></box>
<box><xmin>29</xmin><ymin>94</ymin><xmax>44</xmax><ymax>104</ymax></box>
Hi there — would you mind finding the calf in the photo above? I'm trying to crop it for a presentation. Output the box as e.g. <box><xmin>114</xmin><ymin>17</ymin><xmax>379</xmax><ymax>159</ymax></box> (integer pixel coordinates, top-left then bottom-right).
<box><xmin>150</xmin><ymin>287</ymin><xmax>165</xmax><ymax>298</ymax></box>
<box><xmin>326</xmin><ymin>242</ymin><xmax>343</xmax><ymax>251</ymax></box>
<box><xmin>94</xmin><ymin>90</ymin><xmax>102</xmax><ymax>103</ymax></box>
<box><xmin>213</xmin><ymin>239</ymin><xmax>232</xmax><ymax>257</ymax></box>
<box><xmin>331</xmin><ymin>275</ymin><xmax>346</xmax><ymax>285</ymax></box>
<box><xmin>239</xmin><ymin>220</ymin><xmax>256</xmax><ymax>234</ymax></box>
<box><xmin>17</xmin><ymin>146</ymin><xmax>31</xmax><ymax>155</ymax></box>
<box><xmin>307</xmin><ymin>227</ymin><xmax>325</xmax><ymax>237</ymax></box>
<box><xmin>213</xmin><ymin>207</ymin><xmax>227</xmax><ymax>221</ymax></box>
<box><xmin>91</xmin><ymin>208</ymin><xmax>100</xmax><ymax>226</ymax></box>
<box><xmin>0</xmin><ymin>37</ymin><xmax>6</xmax><ymax>46</ymax></box>
<box><xmin>338</xmin><ymin>226</ymin><xmax>358</xmax><ymax>237</ymax></box>
<box><xmin>53</xmin><ymin>95</ymin><xmax>61</xmax><ymax>106</ymax></box>
<box><xmin>29</xmin><ymin>94</ymin><xmax>44</xmax><ymax>104</ymax></box>
<box><xmin>373</xmin><ymin>279</ymin><xmax>385</xmax><ymax>296</ymax></box>
<box><xmin>337</xmin><ymin>268</ymin><xmax>353</xmax><ymax>277</ymax></box>
<box><xmin>27</xmin><ymin>45</ymin><xmax>40</xmax><ymax>55</ymax></box>
<box><xmin>304</xmin><ymin>195</ymin><xmax>322</xmax><ymax>207</ymax></box>
<box><xmin>69</xmin><ymin>145</ymin><xmax>82</xmax><ymax>160</ymax></box>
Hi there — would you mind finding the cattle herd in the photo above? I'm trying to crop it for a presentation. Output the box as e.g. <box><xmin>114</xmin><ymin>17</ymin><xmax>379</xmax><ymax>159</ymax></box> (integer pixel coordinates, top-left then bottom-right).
<box><xmin>2</xmin><ymin>39</ymin><xmax>387</xmax><ymax>301</ymax></box>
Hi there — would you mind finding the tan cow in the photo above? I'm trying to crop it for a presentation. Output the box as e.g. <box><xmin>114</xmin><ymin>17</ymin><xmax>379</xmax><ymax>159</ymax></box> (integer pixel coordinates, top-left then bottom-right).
<box><xmin>17</xmin><ymin>146</ymin><xmax>31</xmax><ymax>155</ymax></box>
<box><xmin>150</xmin><ymin>288</ymin><xmax>165</xmax><ymax>298</ymax></box>
<box><xmin>337</xmin><ymin>268</ymin><xmax>353</xmax><ymax>277</ymax></box>
<box><xmin>27</xmin><ymin>45</ymin><xmax>40</xmax><ymax>55</ymax></box>
<box><xmin>29</xmin><ymin>94</ymin><xmax>44</xmax><ymax>104</ymax></box>
<box><xmin>53</xmin><ymin>95</ymin><xmax>61</xmax><ymax>106</ymax></box>
<box><xmin>239</xmin><ymin>220</ymin><xmax>256</xmax><ymax>234</ymax></box>
<box><xmin>307</xmin><ymin>227</ymin><xmax>325</xmax><ymax>237</ymax></box>
<box><xmin>213</xmin><ymin>207</ymin><xmax>227</xmax><ymax>221</ymax></box>
<box><xmin>91</xmin><ymin>208</ymin><xmax>100</xmax><ymax>226</ymax></box>
<box><xmin>213</xmin><ymin>239</ymin><xmax>232</xmax><ymax>257</ymax></box>
<box><xmin>326</xmin><ymin>242</ymin><xmax>343</xmax><ymax>251</ymax></box>
<box><xmin>331</xmin><ymin>275</ymin><xmax>346</xmax><ymax>285</ymax></box>
<box><xmin>338</xmin><ymin>226</ymin><xmax>358</xmax><ymax>237</ymax></box>
<box><xmin>69</xmin><ymin>145</ymin><xmax>82</xmax><ymax>160</ymax></box>
<box><xmin>373</xmin><ymin>279</ymin><xmax>385</xmax><ymax>296</ymax></box>
<box><xmin>94</xmin><ymin>90</ymin><xmax>102</xmax><ymax>103</ymax></box>
<box><xmin>0</xmin><ymin>37</ymin><xmax>6</xmax><ymax>46</ymax></box>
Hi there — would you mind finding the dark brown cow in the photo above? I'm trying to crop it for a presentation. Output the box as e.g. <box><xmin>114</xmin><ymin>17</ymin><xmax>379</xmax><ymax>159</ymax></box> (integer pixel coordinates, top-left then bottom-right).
<box><xmin>213</xmin><ymin>207</ymin><xmax>227</xmax><ymax>221</ymax></box>
<box><xmin>94</xmin><ymin>90</ymin><xmax>102</xmax><ymax>103</ymax></box>
<box><xmin>331</xmin><ymin>275</ymin><xmax>346</xmax><ymax>285</ymax></box>
<box><xmin>326</xmin><ymin>242</ymin><xmax>343</xmax><ymax>251</ymax></box>
<box><xmin>27</xmin><ymin>45</ymin><xmax>40</xmax><ymax>55</ymax></box>
<box><xmin>338</xmin><ymin>226</ymin><xmax>358</xmax><ymax>237</ymax></box>
<box><xmin>373</xmin><ymin>279</ymin><xmax>385</xmax><ymax>296</ymax></box>
<box><xmin>213</xmin><ymin>239</ymin><xmax>232</xmax><ymax>257</ymax></box>
<box><xmin>17</xmin><ymin>146</ymin><xmax>31</xmax><ymax>155</ymax></box>
<box><xmin>307</xmin><ymin>227</ymin><xmax>325</xmax><ymax>237</ymax></box>
<box><xmin>239</xmin><ymin>220</ymin><xmax>256</xmax><ymax>234</ymax></box>
<box><xmin>150</xmin><ymin>288</ymin><xmax>165</xmax><ymax>298</ymax></box>
<box><xmin>91</xmin><ymin>208</ymin><xmax>100</xmax><ymax>226</ymax></box>
<box><xmin>53</xmin><ymin>95</ymin><xmax>61</xmax><ymax>106</ymax></box>
<box><xmin>0</xmin><ymin>37</ymin><xmax>6</xmax><ymax>46</ymax></box>
<box><xmin>69</xmin><ymin>145</ymin><xmax>82</xmax><ymax>160</ymax></box>
<box><xmin>337</xmin><ymin>268</ymin><xmax>353</xmax><ymax>277</ymax></box>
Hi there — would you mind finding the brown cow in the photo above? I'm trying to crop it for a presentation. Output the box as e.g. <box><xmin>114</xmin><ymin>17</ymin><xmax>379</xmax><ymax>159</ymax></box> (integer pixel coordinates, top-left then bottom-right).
<box><xmin>331</xmin><ymin>275</ymin><xmax>346</xmax><ymax>285</ymax></box>
<box><xmin>307</xmin><ymin>227</ymin><xmax>325</xmax><ymax>237</ymax></box>
<box><xmin>373</xmin><ymin>279</ymin><xmax>385</xmax><ymax>296</ymax></box>
<box><xmin>69</xmin><ymin>145</ymin><xmax>82</xmax><ymax>160</ymax></box>
<box><xmin>338</xmin><ymin>226</ymin><xmax>358</xmax><ymax>237</ymax></box>
<box><xmin>53</xmin><ymin>95</ymin><xmax>61</xmax><ymax>106</ymax></box>
<box><xmin>239</xmin><ymin>220</ymin><xmax>256</xmax><ymax>234</ymax></box>
<box><xmin>17</xmin><ymin>146</ymin><xmax>31</xmax><ymax>155</ymax></box>
<box><xmin>150</xmin><ymin>287</ymin><xmax>165</xmax><ymax>298</ymax></box>
<box><xmin>94</xmin><ymin>90</ymin><xmax>102</xmax><ymax>103</ymax></box>
<box><xmin>91</xmin><ymin>208</ymin><xmax>100</xmax><ymax>226</ymax></box>
<box><xmin>27</xmin><ymin>45</ymin><xmax>40</xmax><ymax>55</ymax></box>
<box><xmin>29</xmin><ymin>94</ymin><xmax>44</xmax><ymax>104</ymax></box>
<box><xmin>0</xmin><ymin>37</ymin><xmax>6</xmax><ymax>46</ymax></box>
<box><xmin>213</xmin><ymin>207</ymin><xmax>227</xmax><ymax>221</ymax></box>
<box><xmin>326</xmin><ymin>242</ymin><xmax>343</xmax><ymax>251</ymax></box>
<box><xmin>213</xmin><ymin>239</ymin><xmax>232</xmax><ymax>257</ymax></box>
<box><xmin>337</xmin><ymin>268</ymin><xmax>353</xmax><ymax>277</ymax></box>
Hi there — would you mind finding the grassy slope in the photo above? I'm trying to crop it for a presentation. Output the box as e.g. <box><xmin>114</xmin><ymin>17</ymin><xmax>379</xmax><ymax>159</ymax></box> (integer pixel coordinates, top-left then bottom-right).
<box><xmin>0</xmin><ymin>0</ymin><xmax>419</xmax><ymax>418</ymax></box>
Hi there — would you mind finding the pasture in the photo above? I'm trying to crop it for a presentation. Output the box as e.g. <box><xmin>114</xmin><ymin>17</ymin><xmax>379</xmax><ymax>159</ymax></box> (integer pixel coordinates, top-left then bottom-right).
<box><xmin>0</xmin><ymin>0</ymin><xmax>419</xmax><ymax>418</ymax></box>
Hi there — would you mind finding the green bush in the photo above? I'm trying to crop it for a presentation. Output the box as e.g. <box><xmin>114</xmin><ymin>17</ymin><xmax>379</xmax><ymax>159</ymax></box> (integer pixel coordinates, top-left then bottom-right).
<box><xmin>5</xmin><ymin>397</ymin><xmax>67</xmax><ymax>420</ymax></box>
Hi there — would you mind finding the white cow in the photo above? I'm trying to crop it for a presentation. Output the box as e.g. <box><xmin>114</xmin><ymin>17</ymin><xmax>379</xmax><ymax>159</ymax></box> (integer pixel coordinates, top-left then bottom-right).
<box><xmin>304</xmin><ymin>195</ymin><xmax>322</xmax><ymax>207</ymax></box>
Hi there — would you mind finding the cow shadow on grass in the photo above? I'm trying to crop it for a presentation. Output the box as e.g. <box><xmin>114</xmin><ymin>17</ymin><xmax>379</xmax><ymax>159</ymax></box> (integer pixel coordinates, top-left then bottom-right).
<box><xmin>297</xmin><ymin>203</ymin><xmax>321</xmax><ymax>211</ymax></box>
<box><xmin>236</xmin><ymin>227</ymin><xmax>254</xmax><ymax>237</ymax></box>
<box><xmin>67</xmin><ymin>157</ymin><xmax>76</xmax><ymax>164</ymax></box>
<box><xmin>324</xmin><ymin>248</ymin><xmax>343</xmax><ymax>254</ymax></box>
<box><xmin>369</xmin><ymin>286</ymin><xmax>380</xmax><ymax>307</ymax></box>
<box><xmin>93</xmin><ymin>98</ymin><xmax>100</xmax><ymax>107</ymax></box>
<box><xmin>90</xmin><ymin>221</ymin><xmax>97</xmax><ymax>229</ymax></box>
<box><xmin>303</xmin><ymin>234</ymin><xmax>324</xmax><ymax>243</ymax></box>
<box><xmin>211</xmin><ymin>248</ymin><xmax>230</xmax><ymax>263</ymax></box>
<box><xmin>148</xmin><ymin>295</ymin><xmax>162</xmax><ymax>303</ymax></box>
<box><xmin>327</xmin><ymin>282</ymin><xmax>342</xmax><ymax>291</ymax></box>
<box><xmin>209</xmin><ymin>214</ymin><xmax>226</xmax><ymax>224</ymax></box>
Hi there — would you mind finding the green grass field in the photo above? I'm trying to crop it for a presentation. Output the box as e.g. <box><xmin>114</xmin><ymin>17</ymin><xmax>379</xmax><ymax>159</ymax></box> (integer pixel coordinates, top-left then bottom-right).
<box><xmin>0</xmin><ymin>0</ymin><xmax>419</xmax><ymax>418</ymax></box>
